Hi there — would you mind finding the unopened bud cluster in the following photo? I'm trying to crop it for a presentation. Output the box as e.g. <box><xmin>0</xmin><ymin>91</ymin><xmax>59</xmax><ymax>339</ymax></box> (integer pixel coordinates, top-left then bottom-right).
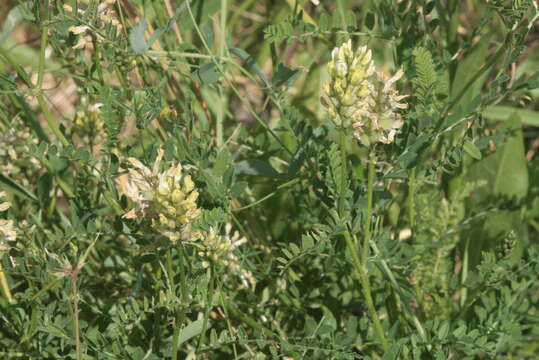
<box><xmin>122</xmin><ymin>150</ymin><xmax>202</xmax><ymax>243</ymax></box>
<box><xmin>73</xmin><ymin>96</ymin><xmax>105</xmax><ymax>143</ymax></box>
<box><xmin>323</xmin><ymin>40</ymin><xmax>407</xmax><ymax>146</ymax></box>
<box><xmin>197</xmin><ymin>224</ymin><xmax>256</xmax><ymax>289</ymax></box>
<box><xmin>198</xmin><ymin>227</ymin><xmax>235</xmax><ymax>269</ymax></box>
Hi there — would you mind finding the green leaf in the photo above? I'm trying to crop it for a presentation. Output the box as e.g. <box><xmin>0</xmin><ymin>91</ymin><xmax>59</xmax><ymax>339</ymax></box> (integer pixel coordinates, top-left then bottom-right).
<box><xmin>0</xmin><ymin>5</ymin><xmax>24</xmax><ymax>44</ymax></box>
<box><xmin>483</xmin><ymin>105</ymin><xmax>539</xmax><ymax>126</ymax></box>
<box><xmin>463</xmin><ymin>140</ymin><xmax>482</xmax><ymax>160</ymax></box>
<box><xmin>464</xmin><ymin>114</ymin><xmax>528</xmax><ymax>266</ymax></box>
<box><xmin>0</xmin><ymin>173</ymin><xmax>38</xmax><ymax>202</ymax></box>
<box><xmin>37</xmin><ymin>173</ymin><xmax>53</xmax><ymax>205</ymax></box>
<box><xmin>129</xmin><ymin>19</ymin><xmax>149</xmax><ymax>55</ymax></box>
<box><xmin>230</xmin><ymin>181</ymin><xmax>247</xmax><ymax>198</ymax></box>
<box><xmin>191</xmin><ymin>62</ymin><xmax>221</xmax><ymax>84</ymax></box>
<box><xmin>177</xmin><ymin>318</ymin><xmax>204</xmax><ymax>346</ymax></box>
<box><xmin>364</xmin><ymin>11</ymin><xmax>375</xmax><ymax>30</ymax></box>
<box><xmin>467</xmin><ymin>113</ymin><xmax>528</xmax><ymax>204</ymax></box>
<box><xmin>229</xmin><ymin>47</ymin><xmax>269</xmax><ymax>86</ymax></box>
<box><xmin>235</xmin><ymin>159</ymin><xmax>284</xmax><ymax>179</ymax></box>
<box><xmin>272</xmin><ymin>63</ymin><xmax>300</xmax><ymax>88</ymax></box>
<box><xmin>451</xmin><ymin>38</ymin><xmax>491</xmax><ymax>110</ymax></box>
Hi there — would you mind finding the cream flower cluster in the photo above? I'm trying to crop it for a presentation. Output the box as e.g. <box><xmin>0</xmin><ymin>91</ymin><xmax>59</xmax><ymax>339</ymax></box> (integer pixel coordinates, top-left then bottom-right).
<box><xmin>323</xmin><ymin>40</ymin><xmax>407</xmax><ymax>146</ymax></box>
<box><xmin>73</xmin><ymin>96</ymin><xmax>105</xmax><ymax>145</ymax></box>
<box><xmin>198</xmin><ymin>227</ymin><xmax>235</xmax><ymax>269</ymax></box>
<box><xmin>121</xmin><ymin>150</ymin><xmax>202</xmax><ymax>243</ymax></box>
<box><xmin>0</xmin><ymin>192</ymin><xmax>16</xmax><ymax>252</ymax></box>
<box><xmin>197</xmin><ymin>224</ymin><xmax>256</xmax><ymax>289</ymax></box>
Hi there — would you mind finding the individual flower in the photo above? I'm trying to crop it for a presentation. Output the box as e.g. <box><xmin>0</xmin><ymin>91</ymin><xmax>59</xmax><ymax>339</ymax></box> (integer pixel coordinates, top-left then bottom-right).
<box><xmin>120</xmin><ymin>149</ymin><xmax>202</xmax><ymax>243</ymax></box>
<box><xmin>0</xmin><ymin>192</ymin><xmax>16</xmax><ymax>252</ymax></box>
<box><xmin>322</xmin><ymin>40</ymin><xmax>407</xmax><ymax>146</ymax></box>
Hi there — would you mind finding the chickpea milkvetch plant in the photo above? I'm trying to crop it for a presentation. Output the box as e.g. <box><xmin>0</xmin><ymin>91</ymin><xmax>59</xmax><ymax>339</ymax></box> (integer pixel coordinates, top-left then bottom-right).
<box><xmin>1</xmin><ymin>0</ymin><xmax>539</xmax><ymax>359</ymax></box>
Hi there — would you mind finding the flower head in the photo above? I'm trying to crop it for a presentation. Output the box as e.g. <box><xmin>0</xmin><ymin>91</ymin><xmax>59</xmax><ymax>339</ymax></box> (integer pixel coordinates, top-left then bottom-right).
<box><xmin>323</xmin><ymin>40</ymin><xmax>375</xmax><ymax>128</ymax></box>
<box><xmin>197</xmin><ymin>224</ymin><xmax>256</xmax><ymax>290</ymax></box>
<box><xmin>198</xmin><ymin>227</ymin><xmax>235</xmax><ymax>269</ymax></box>
<box><xmin>322</xmin><ymin>41</ymin><xmax>407</xmax><ymax>146</ymax></box>
<box><xmin>352</xmin><ymin>70</ymin><xmax>408</xmax><ymax>146</ymax></box>
<box><xmin>120</xmin><ymin>150</ymin><xmax>202</xmax><ymax>243</ymax></box>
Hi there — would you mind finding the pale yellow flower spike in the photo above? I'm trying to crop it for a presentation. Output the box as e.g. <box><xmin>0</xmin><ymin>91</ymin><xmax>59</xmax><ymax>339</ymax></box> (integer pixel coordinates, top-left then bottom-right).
<box><xmin>120</xmin><ymin>150</ymin><xmax>202</xmax><ymax>243</ymax></box>
<box><xmin>322</xmin><ymin>41</ymin><xmax>407</xmax><ymax>146</ymax></box>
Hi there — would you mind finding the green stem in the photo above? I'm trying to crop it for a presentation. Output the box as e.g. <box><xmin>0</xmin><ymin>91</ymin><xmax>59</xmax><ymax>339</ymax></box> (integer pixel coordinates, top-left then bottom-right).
<box><xmin>197</xmin><ymin>267</ymin><xmax>214</xmax><ymax>351</ymax></box>
<box><xmin>407</xmin><ymin>168</ymin><xmax>416</xmax><ymax>236</ymax></box>
<box><xmin>171</xmin><ymin>245</ymin><xmax>189</xmax><ymax>360</ymax></box>
<box><xmin>337</xmin><ymin>135</ymin><xmax>388</xmax><ymax>351</ymax></box>
<box><xmin>460</xmin><ymin>238</ymin><xmax>470</xmax><ymax>307</ymax></box>
<box><xmin>36</xmin><ymin>3</ymin><xmax>69</xmax><ymax>147</ymax></box>
<box><xmin>168</xmin><ymin>248</ymin><xmax>180</xmax><ymax>360</ymax></box>
<box><xmin>0</xmin><ymin>263</ymin><xmax>13</xmax><ymax>304</ymax></box>
<box><xmin>217</xmin><ymin>0</ymin><xmax>227</xmax><ymax>147</ymax></box>
<box><xmin>338</xmin><ymin>128</ymin><xmax>348</xmax><ymax>218</ymax></box>
<box><xmin>70</xmin><ymin>272</ymin><xmax>82</xmax><ymax>360</ymax></box>
<box><xmin>361</xmin><ymin>148</ymin><xmax>375</xmax><ymax>266</ymax></box>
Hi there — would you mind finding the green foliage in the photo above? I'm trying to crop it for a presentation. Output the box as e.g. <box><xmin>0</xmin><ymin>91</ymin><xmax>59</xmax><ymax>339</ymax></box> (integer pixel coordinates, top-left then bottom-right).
<box><xmin>0</xmin><ymin>0</ymin><xmax>538</xmax><ymax>359</ymax></box>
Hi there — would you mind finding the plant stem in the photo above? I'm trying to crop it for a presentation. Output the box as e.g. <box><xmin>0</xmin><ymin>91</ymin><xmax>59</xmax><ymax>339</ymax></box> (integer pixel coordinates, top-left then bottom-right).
<box><xmin>0</xmin><ymin>263</ymin><xmax>13</xmax><ymax>303</ymax></box>
<box><xmin>338</xmin><ymin>128</ymin><xmax>348</xmax><ymax>217</ymax></box>
<box><xmin>361</xmin><ymin>149</ymin><xmax>375</xmax><ymax>264</ymax></box>
<box><xmin>337</xmin><ymin>134</ymin><xmax>388</xmax><ymax>351</ymax></box>
<box><xmin>407</xmin><ymin>167</ymin><xmax>416</xmax><ymax>236</ymax></box>
<box><xmin>168</xmin><ymin>248</ymin><xmax>180</xmax><ymax>360</ymax></box>
<box><xmin>70</xmin><ymin>272</ymin><xmax>82</xmax><ymax>360</ymax></box>
<box><xmin>36</xmin><ymin>2</ymin><xmax>69</xmax><ymax>147</ymax></box>
<box><xmin>197</xmin><ymin>267</ymin><xmax>214</xmax><ymax>351</ymax></box>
